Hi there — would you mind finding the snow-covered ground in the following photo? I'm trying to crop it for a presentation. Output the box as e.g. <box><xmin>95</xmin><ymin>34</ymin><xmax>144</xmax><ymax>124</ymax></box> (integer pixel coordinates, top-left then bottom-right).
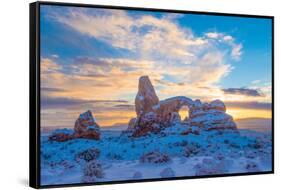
<box><xmin>40</xmin><ymin>124</ymin><xmax>272</xmax><ymax>185</ymax></box>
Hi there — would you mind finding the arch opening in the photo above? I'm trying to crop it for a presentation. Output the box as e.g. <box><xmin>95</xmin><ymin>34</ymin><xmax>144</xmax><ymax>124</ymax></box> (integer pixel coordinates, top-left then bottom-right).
<box><xmin>178</xmin><ymin>105</ymin><xmax>190</xmax><ymax>122</ymax></box>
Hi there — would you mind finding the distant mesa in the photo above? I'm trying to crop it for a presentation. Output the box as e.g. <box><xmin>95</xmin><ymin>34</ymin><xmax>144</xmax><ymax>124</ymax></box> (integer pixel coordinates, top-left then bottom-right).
<box><xmin>49</xmin><ymin>110</ymin><xmax>101</xmax><ymax>142</ymax></box>
<box><xmin>126</xmin><ymin>75</ymin><xmax>237</xmax><ymax>137</ymax></box>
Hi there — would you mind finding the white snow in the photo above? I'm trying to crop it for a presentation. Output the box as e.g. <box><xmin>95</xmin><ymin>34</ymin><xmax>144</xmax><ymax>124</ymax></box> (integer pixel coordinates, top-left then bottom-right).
<box><xmin>40</xmin><ymin>124</ymin><xmax>272</xmax><ymax>185</ymax></box>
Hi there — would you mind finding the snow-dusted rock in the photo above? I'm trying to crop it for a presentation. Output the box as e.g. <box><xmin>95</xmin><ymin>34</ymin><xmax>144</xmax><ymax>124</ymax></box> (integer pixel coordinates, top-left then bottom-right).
<box><xmin>126</xmin><ymin>76</ymin><xmax>237</xmax><ymax>137</ymax></box>
<box><xmin>135</xmin><ymin>76</ymin><xmax>159</xmax><ymax>117</ymax></box>
<box><xmin>48</xmin><ymin>133</ymin><xmax>73</xmax><ymax>142</ymax></box>
<box><xmin>127</xmin><ymin>118</ymin><xmax>137</xmax><ymax>132</ymax></box>
<box><xmin>170</xmin><ymin>112</ymin><xmax>181</xmax><ymax>124</ymax></box>
<box><xmin>48</xmin><ymin>129</ymin><xmax>74</xmax><ymax>142</ymax></box>
<box><xmin>155</xmin><ymin>96</ymin><xmax>194</xmax><ymax>124</ymax></box>
<box><xmin>189</xmin><ymin>100</ymin><xmax>237</xmax><ymax>131</ymax></box>
<box><xmin>160</xmin><ymin>167</ymin><xmax>175</xmax><ymax>178</ymax></box>
<box><xmin>131</xmin><ymin>112</ymin><xmax>162</xmax><ymax>137</ymax></box>
<box><xmin>140</xmin><ymin>151</ymin><xmax>170</xmax><ymax>164</ymax></box>
<box><xmin>207</xmin><ymin>99</ymin><xmax>226</xmax><ymax>112</ymax></box>
<box><xmin>194</xmin><ymin>158</ymin><xmax>229</xmax><ymax>175</ymax></box>
<box><xmin>74</xmin><ymin>110</ymin><xmax>101</xmax><ymax>140</ymax></box>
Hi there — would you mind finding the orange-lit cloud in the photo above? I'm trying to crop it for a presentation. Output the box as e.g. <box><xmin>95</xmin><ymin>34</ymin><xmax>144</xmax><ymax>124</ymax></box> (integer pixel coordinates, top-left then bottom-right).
<box><xmin>40</xmin><ymin>8</ymin><xmax>271</xmax><ymax>129</ymax></box>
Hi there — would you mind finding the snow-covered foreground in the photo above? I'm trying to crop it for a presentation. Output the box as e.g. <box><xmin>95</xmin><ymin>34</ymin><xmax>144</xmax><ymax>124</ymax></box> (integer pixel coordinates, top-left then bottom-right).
<box><xmin>41</xmin><ymin>125</ymin><xmax>272</xmax><ymax>185</ymax></box>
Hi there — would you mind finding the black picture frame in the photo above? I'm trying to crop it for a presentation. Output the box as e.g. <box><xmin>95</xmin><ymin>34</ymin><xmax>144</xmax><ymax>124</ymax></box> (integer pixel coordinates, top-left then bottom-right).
<box><xmin>29</xmin><ymin>1</ymin><xmax>274</xmax><ymax>189</ymax></box>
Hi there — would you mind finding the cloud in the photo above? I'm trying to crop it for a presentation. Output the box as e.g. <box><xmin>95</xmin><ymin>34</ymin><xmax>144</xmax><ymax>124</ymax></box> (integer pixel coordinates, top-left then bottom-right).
<box><xmin>223</xmin><ymin>35</ymin><xmax>234</xmax><ymax>42</ymax></box>
<box><xmin>40</xmin><ymin>52</ymin><xmax>232</xmax><ymax>103</ymax></box>
<box><xmin>48</xmin><ymin>7</ymin><xmax>210</xmax><ymax>63</ymax></box>
<box><xmin>41</xmin><ymin>58</ymin><xmax>61</xmax><ymax>73</ymax></box>
<box><xmin>225</xmin><ymin>101</ymin><xmax>272</xmax><ymax>110</ymax></box>
<box><xmin>41</xmin><ymin>87</ymin><xmax>67</xmax><ymax>92</ymax></box>
<box><xmin>205</xmin><ymin>32</ymin><xmax>220</xmax><ymax>39</ymax></box>
<box><xmin>41</xmin><ymin>95</ymin><xmax>135</xmax><ymax>128</ymax></box>
<box><xmin>231</xmin><ymin>43</ymin><xmax>243</xmax><ymax>60</ymax></box>
<box><xmin>114</xmin><ymin>104</ymin><xmax>135</xmax><ymax>109</ymax></box>
<box><xmin>41</xmin><ymin>95</ymin><xmax>128</xmax><ymax>109</ymax></box>
<box><xmin>41</xmin><ymin>7</ymin><xmax>246</xmax><ymax>100</ymax></box>
<box><xmin>40</xmin><ymin>7</ymin><xmax>273</xmax><ymax>128</ymax></box>
<box><xmin>205</xmin><ymin>32</ymin><xmax>243</xmax><ymax>60</ymax></box>
<box><xmin>222</xmin><ymin>88</ymin><xmax>263</xmax><ymax>97</ymax></box>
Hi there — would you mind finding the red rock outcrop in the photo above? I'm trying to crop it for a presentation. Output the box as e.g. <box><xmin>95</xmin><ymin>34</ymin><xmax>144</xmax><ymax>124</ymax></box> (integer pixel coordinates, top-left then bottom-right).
<box><xmin>126</xmin><ymin>76</ymin><xmax>237</xmax><ymax>137</ymax></box>
<box><xmin>49</xmin><ymin>110</ymin><xmax>101</xmax><ymax>142</ymax></box>
<box><xmin>48</xmin><ymin>132</ymin><xmax>73</xmax><ymax>142</ymax></box>
<box><xmin>189</xmin><ymin>99</ymin><xmax>237</xmax><ymax>131</ymax></box>
<box><xmin>74</xmin><ymin>110</ymin><xmax>101</xmax><ymax>140</ymax></box>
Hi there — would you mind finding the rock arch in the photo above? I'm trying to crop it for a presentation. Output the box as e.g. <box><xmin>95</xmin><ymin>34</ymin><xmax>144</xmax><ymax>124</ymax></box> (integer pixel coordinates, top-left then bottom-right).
<box><xmin>127</xmin><ymin>75</ymin><xmax>237</xmax><ymax>137</ymax></box>
<box><xmin>153</xmin><ymin>96</ymin><xmax>195</xmax><ymax>124</ymax></box>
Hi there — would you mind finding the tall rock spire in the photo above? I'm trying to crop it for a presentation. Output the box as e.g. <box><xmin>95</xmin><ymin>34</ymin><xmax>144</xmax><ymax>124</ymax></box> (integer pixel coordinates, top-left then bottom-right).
<box><xmin>135</xmin><ymin>76</ymin><xmax>159</xmax><ymax>116</ymax></box>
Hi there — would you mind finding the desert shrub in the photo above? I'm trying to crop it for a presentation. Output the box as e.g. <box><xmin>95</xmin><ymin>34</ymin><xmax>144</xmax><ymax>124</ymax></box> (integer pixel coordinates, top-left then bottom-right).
<box><xmin>248</xmin><ymin>139</ymin><xmax>263</xmax><ymax>149</ymax></box>
<box><xmin>194</xmin><ymin>158</ymin><xmax>228</xmax><ymax>175</ymax></box>
<box><xmin>76</xmin><ymin>148</ymin><xmax>100</xmax><ymax>162</ymax></box>
<box><xmin>82</xmin><ymin>160</ymin><xmax>104</xmax><ymax>182</ymax></box>
<box><xmin>183</xmin><ymin>142</ymin><xmax>201</xmax><ymax>157</ymax></box>
<box><xmin>140</xmin><ymin>151</ymin><xmax>170</xmax><ymax>164</ymax></box>
<box><xmin>245</xmin><ymin>161</ymin><xmax>260</xmax><ymax>172</ymax></box>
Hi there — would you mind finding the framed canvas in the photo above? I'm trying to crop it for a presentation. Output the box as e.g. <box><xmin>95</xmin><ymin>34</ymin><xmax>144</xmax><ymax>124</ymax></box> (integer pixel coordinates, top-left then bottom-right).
<box><xmin>29</xmin><ymin>1</ymin><xmax>274</xmax><ymax>188</ymax></box>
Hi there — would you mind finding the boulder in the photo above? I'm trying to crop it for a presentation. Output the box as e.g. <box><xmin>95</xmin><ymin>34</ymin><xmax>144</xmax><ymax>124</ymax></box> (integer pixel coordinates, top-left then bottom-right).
<box><xmin>48</xmin><ymin>132</ymin><xmax>73</xmax><ymax>142</ymax></box>
<box><xmin>48</xmin><ymin>128</ymin><xmax>74</xmax><ymax>142</ymax></box>
<box><xmin>132</xmin><ymin>112</ymin><xmax>162</xmax><ymax>137</ymax></box>
<box><xmin>74</xmin><ymin>110</ymin><xmax>101</xmax><ymax>140</ymax></box>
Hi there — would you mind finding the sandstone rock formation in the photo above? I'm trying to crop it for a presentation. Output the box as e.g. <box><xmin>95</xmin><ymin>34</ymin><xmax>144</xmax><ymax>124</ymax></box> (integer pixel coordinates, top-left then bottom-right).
<box><xmin>49</xmin><ymin>110</ymin><xmax>101</xmax><ymax>142</ymax></box>
<box><xmin>74</xmin><ymin>110</ymin><xmax>101</xmax><ymax>140</ymax></box>
<box><xmin>135</xmin><ymin>76</ymin><xmax>159</xmax><ymax>116</ymax></box>
<box><xmin>48</xmin><ymin>129</ymin><xmax>74</xmax><ymax>142</ymax></box>
<box><xmin>126</xmin><ymin>76</ymin><xmax>237</xmax><ymax>137</ymax></box>
<box><xmin>48</xmin><ymin>131</ymin><xmax>73</xmax><ymax>142</ymax></box>
<box><xmin>155</xmin><ymin>96</ymin><xmax>194</xmax><ymax>124</ymax></box>
<box><xmin>189</xmin><ymin>99</ymin><xmax>237</xmax><ymax>131</ymax></box>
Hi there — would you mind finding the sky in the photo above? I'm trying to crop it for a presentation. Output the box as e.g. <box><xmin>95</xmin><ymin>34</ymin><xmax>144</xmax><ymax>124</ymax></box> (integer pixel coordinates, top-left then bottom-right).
<box><xmin>40</xmin><ymin>5</ymin><xmax>272</xmax><ymax>129</ymax></box>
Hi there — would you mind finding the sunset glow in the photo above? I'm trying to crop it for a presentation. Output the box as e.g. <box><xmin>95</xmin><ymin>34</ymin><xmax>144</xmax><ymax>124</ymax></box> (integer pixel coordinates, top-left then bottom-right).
<box><xmin>40</xmin><ymin>5</ymin><xmax>272</xmax><ymax>130</ymax></box>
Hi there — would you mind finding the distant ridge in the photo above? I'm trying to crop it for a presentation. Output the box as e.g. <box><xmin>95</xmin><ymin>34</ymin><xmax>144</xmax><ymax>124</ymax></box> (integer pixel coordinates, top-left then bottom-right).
<box><xmin>235</xmin><ymin>118</ymin><xmax>272</xmax><ymax>132</ymax></box>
